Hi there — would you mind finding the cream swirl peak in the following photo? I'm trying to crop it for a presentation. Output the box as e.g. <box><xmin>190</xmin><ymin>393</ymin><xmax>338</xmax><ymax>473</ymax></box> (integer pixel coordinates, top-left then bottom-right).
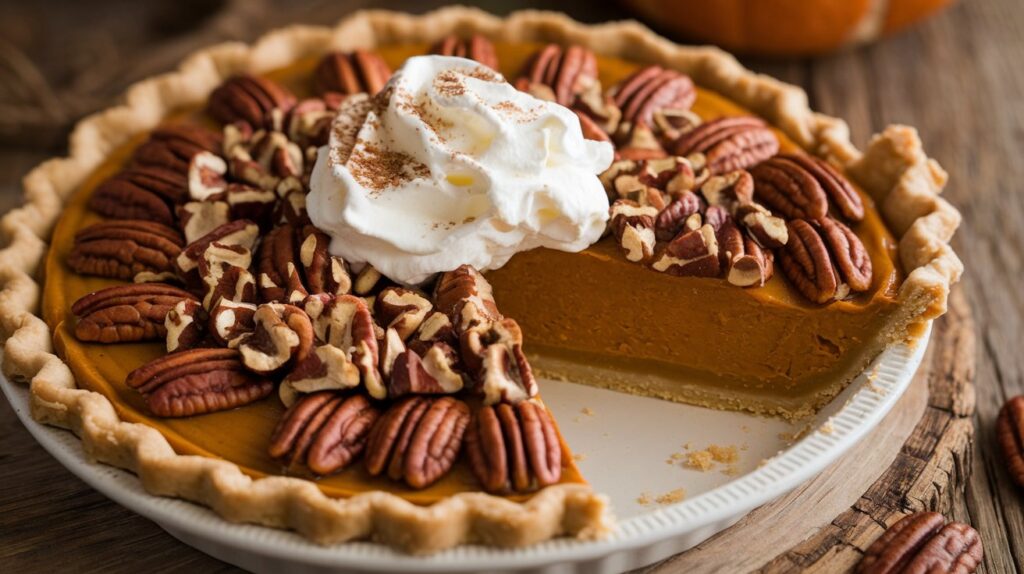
<box><xmin>307</xmin><ymin>55</ymin><xmax>614</xmax><ymax>285</ymax></box>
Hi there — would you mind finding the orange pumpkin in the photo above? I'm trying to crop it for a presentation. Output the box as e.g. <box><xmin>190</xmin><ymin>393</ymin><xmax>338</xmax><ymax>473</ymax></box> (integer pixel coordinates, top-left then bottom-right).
<box><xmin>620</xmin><ymin>0</ymin><xmax>955</xmax><ymax>56</ymax></box>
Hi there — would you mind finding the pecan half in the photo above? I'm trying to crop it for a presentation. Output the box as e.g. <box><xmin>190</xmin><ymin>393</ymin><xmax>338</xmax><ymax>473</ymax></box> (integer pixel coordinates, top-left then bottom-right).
<box><xmin>651</xmin><ymin>224</ymin><xmax>721</xmax><ymax>277</ymax></box>
<box><xmin>165</xmin><ymin>298</ymin><xmax>209</xmax><ymax>352</ymax></box>
<box><xmin>375</xmin><ymin>287</ymin><xmax>433</xmax><ymax>340</ymax></box>
<box><xmin>304</xmin><ymin>294</ymin><xmax>383</xmax><ymax>399</ymax></box>
<box><xmin>131</xmin><ymin>123</ymin><xmax>223</xmax><ymax>174</ymax></box>
<box><xmin>515</xmin><ymin>44</ymin><xmax>598</xmax><ymax>107</ymax></box>
<box><xmin>857</xmin><ymin>512</ymin><xmax>983</xmax><ymax>574</ymax></box>
<box><xmin>125</xmin><ymin>348</ymin><xmax>273</xmax><ymax>417</ymax></box>
<box><xmin>750</xmin><ymin>155</ymin><xmax>829</xmax><ymax>220</ymax></box>
<box><xmin>465</xmin><ymin>400</ymin><xmax>561</xmax><ymax>493</ymax></box>
<box><xmin>236</xmin><ymin>303</ymin><xmax>314</xmax><ymax>375</ymax></box>
<box><xmin>207</xmin><ymin>75</ymin><xmax>296</xmax><ymax>130</ymax></box>
<box><xmin>461</xmin><ymin>319</ymin><xmax>538</xmax><ymax>405</ymax></box>
<box><xmin>778</xmin><ymin>218</ymin><xmax>872</xmax><ymax>303</ymax></box>
<box><xmin>68</xmin><ymin>220</ymin><xmax>183</xmax><ymax>282</ymax></box>
<box><xmin>610</xmin><ymin>200</ymin><xmax>658</xmax><ymax>263</ymax></box>
<box><xmin>313</xmin><ymin>50</ymin><xmax>392</xmax><ymax>96</ymax></box>
<box><xmin>364</xmin><ymin>396</ymin><xmax>470</xmax><ymax>489</ymax></box>
<box><xmin>434</xmin><ymin>265</ymin><xmax>502</xmax><ymax>333</ymax></box>
<box><xmin>431</xmin><ymin>35</ymin><xmax>499</xmax><ymax>70</ymax></box>
<box><xmin>268</xmin><ymin>392</ymin><xmax>380</xmax><ymax>475</ymax></box>
<box><xmin>996</xmin><ymin>395</ymin><xmax>1024</xmax><ymax>488</ymax></box>
<box><xmin>90</xmin><ymin>165</ymin><xmax>187</xmax><ymax>225</ymax></box>
<box><xmin>671</xmin><ymin>116</ymin><xmax>779</xmax><ymax>175</ymax></box>
<box><xmin>779</xmin><ymin>153</ymin><xmax>864</xmax><ymax>222</ymax></box>
<box><xmin>71</xmin><ymin>283</ymin><xmax>197</xmax><ymax>343</ymax></box>
<box><xmin>610</xmin><ymin>65</ymin><xmax>696</xmax><ymax>131</ymax></box>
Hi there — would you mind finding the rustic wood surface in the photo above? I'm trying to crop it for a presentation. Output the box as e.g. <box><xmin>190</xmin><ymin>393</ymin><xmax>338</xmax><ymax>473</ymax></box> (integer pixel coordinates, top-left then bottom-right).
<box><xmin>0</xmin><ymin>0</ymin><xmax>1020</xmax><ymax>572</ymax></box>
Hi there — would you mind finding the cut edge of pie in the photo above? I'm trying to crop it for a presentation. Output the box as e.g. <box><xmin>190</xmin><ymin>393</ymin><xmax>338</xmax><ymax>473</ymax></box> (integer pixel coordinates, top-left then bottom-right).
<box><xmin>0</xmin><ymin>6</ymin><xmax>961</xmax><ymax>554</ymax></box>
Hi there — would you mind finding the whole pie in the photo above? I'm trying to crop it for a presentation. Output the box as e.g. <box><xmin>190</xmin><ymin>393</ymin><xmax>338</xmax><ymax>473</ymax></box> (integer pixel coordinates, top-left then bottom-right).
<box><xmin>0</xmin><ymin>8</ymin><xmax>961</xmax><ymax>555</ymax></box>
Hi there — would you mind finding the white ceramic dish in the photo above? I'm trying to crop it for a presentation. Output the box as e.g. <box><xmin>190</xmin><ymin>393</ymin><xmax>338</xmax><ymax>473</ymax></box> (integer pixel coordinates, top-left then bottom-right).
<box><xmin>2</xmin><ymin>323</ymin><xmax>929</xmax><ymax>574</ymax></box>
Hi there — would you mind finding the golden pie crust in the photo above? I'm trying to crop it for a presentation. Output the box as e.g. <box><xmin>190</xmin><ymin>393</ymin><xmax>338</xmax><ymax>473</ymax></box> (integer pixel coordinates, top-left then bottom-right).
<box><xmin>0</xmin><ymin>7</ymin><xmax>960</xmax><ymax>554</ymax></box>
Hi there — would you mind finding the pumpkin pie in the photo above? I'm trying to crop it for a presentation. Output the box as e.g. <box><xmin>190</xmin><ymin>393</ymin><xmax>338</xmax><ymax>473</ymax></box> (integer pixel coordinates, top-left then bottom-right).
<box><xmin>0</xmin><ymin>7</ymin><xmax>961</xmax><ymax>555</ymax></box>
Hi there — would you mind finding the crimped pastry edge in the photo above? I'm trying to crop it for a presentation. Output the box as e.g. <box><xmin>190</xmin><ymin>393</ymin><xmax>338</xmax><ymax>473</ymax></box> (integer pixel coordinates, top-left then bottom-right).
<box><xmin>0</xmin><ymin>5</ymin><xmax>960</xmax><ymax>554</ymax></box>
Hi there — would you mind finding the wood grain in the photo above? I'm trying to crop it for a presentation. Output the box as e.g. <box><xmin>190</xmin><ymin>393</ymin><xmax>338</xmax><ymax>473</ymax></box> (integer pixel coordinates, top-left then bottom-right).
<box><xmin>1</xmin><ymin>0</ymin><xmax>1021</xmax><ymax>572</ymax></box>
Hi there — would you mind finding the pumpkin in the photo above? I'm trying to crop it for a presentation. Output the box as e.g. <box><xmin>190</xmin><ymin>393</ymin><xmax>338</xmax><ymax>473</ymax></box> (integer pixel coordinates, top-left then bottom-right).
<box><xmin>620</xmin><ymin>0</ymin><xmax>955</xmax><ymax>56</ymax></box>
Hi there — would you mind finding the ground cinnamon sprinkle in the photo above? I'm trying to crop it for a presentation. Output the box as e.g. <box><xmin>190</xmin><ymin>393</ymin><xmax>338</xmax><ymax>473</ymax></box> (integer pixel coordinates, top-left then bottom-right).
<box><xmin>347</xmin><ymin>143</ymin><xmax>429</xmax><ymax>196</ymax></box>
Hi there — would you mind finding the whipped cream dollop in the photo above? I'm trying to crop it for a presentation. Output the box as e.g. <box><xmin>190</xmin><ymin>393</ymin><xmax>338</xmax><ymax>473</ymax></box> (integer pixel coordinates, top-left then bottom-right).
<box><xmin>307</xmin><ymin>55</ymin><xmax>614</xmax><ymax>285</ymax></box>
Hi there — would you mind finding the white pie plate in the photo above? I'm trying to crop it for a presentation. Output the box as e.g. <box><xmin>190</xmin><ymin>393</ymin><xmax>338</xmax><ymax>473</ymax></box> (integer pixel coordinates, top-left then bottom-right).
<box><xmin>2</xmin><ymin>323</ymin><xmax>929</xmax><ymax>574</ymax></box>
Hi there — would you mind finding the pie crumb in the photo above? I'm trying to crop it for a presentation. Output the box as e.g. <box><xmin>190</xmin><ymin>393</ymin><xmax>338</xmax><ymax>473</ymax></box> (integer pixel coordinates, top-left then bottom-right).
<box><xmin>580</xmin><ymin>407</ymin><xmax>596</xmax><ymax>416</ymax></box>
<box><xmin>707</xmin><ymin>444</ymin><xmax>738</xmax><ymax>464</ymax></box>
<box><xmin>684</xmin><ymin>443</ymin><xmax>739</xmax><ymax>471</ymax></box>
<box><xmin>721</xmin><ymin>464</ymin><xmax>740</xmax><ymax>477</ymax></box>
<box><xmin>686</xmin><ymin>450</ymin><xmax>715</xmax><ymax>471</ymax></box>
<box><xmin>636</xmin><ymin>492</ymin><xmax>653</xmax><ymax>505</ymax></box>
<box><xmin>655</xmin><ymin>488</ymin><xmax>686</xmax><ymax>504</ymax></box>
<box><xmin>572</xmin><ymin>452</ymin><xmax>587</xmax><ymax>462</ymax></box>
<box><xmin>820</xmin><ymin>419</ymin><xmax>835</xmax><ymax>435</ymax></box>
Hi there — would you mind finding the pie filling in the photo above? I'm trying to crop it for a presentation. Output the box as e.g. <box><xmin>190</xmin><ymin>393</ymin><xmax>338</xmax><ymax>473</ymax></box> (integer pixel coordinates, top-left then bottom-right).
<box><xmin>43</xmin><ymin>41</ymin><xmax>906</xmax><ymax>506</ymax></box>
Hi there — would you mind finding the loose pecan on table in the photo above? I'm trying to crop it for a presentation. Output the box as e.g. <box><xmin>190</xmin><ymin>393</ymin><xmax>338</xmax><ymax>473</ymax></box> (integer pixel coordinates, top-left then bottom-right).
<box><xmin>207</xmin><ymin>75</ymin><xmax>297</xmax><ymax>131</ymax></box>
<box><xmin>313</xmin><ymin>50</ymin><xmax>392</xmax><ymax>96</ymax></box>
<box><xmin>996</xmin><ymin>395</ymin><xmax>1024</xmax><ymax>488</ymax></box>
<box><xmin>364</xmin><ymin>395</ymin><xmax>470</xmax><ymax>489</ymax></box>
<box><xmin>72</xmin><ymin>283</ymin><xmax>197</xmax><ymax>344</ymax></box>
<box><xmin>268</xmin><ymin>391</ymin><xmax>380</xmax><ymax>475</ymax></box>
<box><xmin>68</xmin><ymin>220</ymin><xmax>184</xmax><ymax>282</ymax></box>
<box><xmin>515</xmin><ymin>44</ymin><xmax>598</xmax><ymax>107</ymax></box>
<box><xmin>777</xmin><ymin>218</ymin><xmax>872</xmax><ymax>303</ymax></box>
<box><xmin>857</xmin><ymin>511</ymin><xmax>982</xmax><ymax>574</ymax></box>
<box><xmin>671</xmin><ymin>116</ymin><xmax>779</xmax><ymax>175</ymax></box>
<box><xmin>125</xmin><ymin>348</ymin><xmax>273</xmax><ymax>417</ymax></box>
<box><xmin>431</xmin><ymin>34</ymin><xmax>499</xmax><ymax>70</ymax></box>
<box><xmin>465</xmin><ymin>400</ymin><xmax>561</xmax><ymax>493</ymax></box>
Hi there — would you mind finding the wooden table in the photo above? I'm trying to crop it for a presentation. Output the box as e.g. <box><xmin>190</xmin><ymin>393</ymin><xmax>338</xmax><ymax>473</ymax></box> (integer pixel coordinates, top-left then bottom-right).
<box><xmin>1</xmin><ymin>0</ymin><xmax>1021</xmax><ymax>571</ymax></box>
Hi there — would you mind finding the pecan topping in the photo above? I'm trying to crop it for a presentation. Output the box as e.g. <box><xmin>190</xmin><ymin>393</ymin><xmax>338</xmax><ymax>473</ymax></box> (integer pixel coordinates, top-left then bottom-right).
<box><xmin>700</xmin><ymin>170</ymin><xmax>755</xmax><ymax>209</ymax></box>
<box><xmin>387</xmin><ymin>344</ymin><xmax>464</xmax><ymax>398</ymax></box>
<box><xmin>257</xmin><ymin>223</ymin><xmax>352</xmax><ymax>304</ymax></box>
<box><xmin>996</xmin><ymin>395</ymin><xmax>1024</xmax><ymax>488</ymax></box>
<box><xmin>187</xmin><ymin>151</ymin><xmax>228</xmax><ymax>201</ymax></box>
<box><xmin>284</xmin><ymin>97</ymin><xmax>339</xmax><ymax>149</ymax></box>
<box><xmin>71</xmin><ymin>283</ymin><xmax>196</xmax><ymax>344</ymax></box>
<box><xmin>655</xmin><ymin>191</ymin><xmax>703</xmax><ymax>242</ymax></box>
<box><xmin>125</xmin><ymin>348</ymin><xmax>273</xmax><ymax>417</ymax></box>
<box><xmin>610</xmin><ymin>66</ymin><xmax>695</xmax><ymax>132</ymax></box>
<box><xmin>177</xmin><ymin>201</ymin><xmax>230</xmax><ymax>244</ymax></box>
<box><xmin>207</xmin><ymin>75</ymin><xmax>296</xmax><ymax>130</ymax></box>
<box><xmin>304</xmin><ymin>294</ymin><xmax>383</xmax><ymax>399</ymax></box>
<box><xmin>434</xmin><ymin>265</ymin><xmax>501</xmax><ymax>332</ymax></box>
<box><xmin>671</xmin><ymin>116</ymin><xmax>779</xmax><ymax>175</ymax></box>
<box><xmin>313</xmin><ymin>50</ymin><xmax>392</xmax><ymax>96</ymax></box>
<box><xmin>778</xmin><ymin>218</ymin><xmax>872</xmax><ymax>303</ymax></box>
<box><xmin>131</xmin><ymin>124</ymin><xmax>223</xmax><ymax>174</ymax></box>
<box><xmin>651</xmin><ymin>224</ymin><xmax>721</xmax><ymax>277</ymax></box>
<box><xmin>717</xmin><ymin>219</ymin><xmax>774</xmax><ymax>287</ymax></box>
<box><xmin>177</xmin><ymin>219</ymin><xmax>259</xmax><ymax>278</ymax></box>
<box><xmin>465</xmin><ymin>400</ymin><xmax>561</xmax><ymax>493</ymax></box>
<box><xmin>197</xmin><ymin>242</ymin><xmax>257</xmax><ymax>309</ymax></box>
<box><xmin>364</xmin><ymin>396</ymin><xmax>470</xmax><ymax>489</ymax></box>
<box><xmin>374</xmin><ymin>287</ymin><xmax>433</xmax><ymax>340</ymax></box>
<box><xmin>208</xmin><ymin>298</ymin><xmax>256</xmax><ymax>347</ymax></box>
<box><xmin>431</xmin><ymin>35</ymin><xmax>499</xmax><ymax>70</ymax></box>
<box><xmin>352</xmin><ymin>264</ymin><xmax>383</xmax><ymax>296</ymax></box>
<box><xmin>515</xmin><ymin>44</ymin><xmax>598</xmax><ymax>107</ymax></box>
<box><xmin>734</xmin><ymin>202</ymin><xmax>789</xmax><ymax>249</ymax></box>
<box><xmin>68</xmin><ymin>220</ymin><xmax>183</xmax><ymax>282</ymax></box>
<box><xmin>610</xmin><ymin>200</ymin><xmax>658</xmax><ymax>263</ymax></box>
<box><xmin>857</xmin><ymin>512</ymin><xmax>982</xmax><ymax>574</ymax></box>
<box><xmin>461</xmin><ymin>319</ymin><xmax>538</xmax><ymax>405</ymax></box>
<box><xmin>226</xmin><ymin>128</ymin><xmax>304</xmax><ymax>192</ymax></box>
<box><xmin>750</xmin><ymin>155</ymin><xmax>829</xmax><ymax>220</ymax></box>
<box><xmin>601</xmin><ymin>156</ymin><xmax>703</xmax><ymax>208</ymax></box>
<box><xmin>779</xmin><ymin>153</ymin><xmax>864</xmax><ymax>222</ymax></box>
<box><xmin>268</xmin><ymin>392</ymin><xmax>380</xmax><ymax>475</ymax></box>
<box><xmin>90</xmin><ymin>165</ymin><xmax>187</xmax><ymax>226</ymax></box>
<box><xmin>236</xmin><ymin>303</ymin><xmax>314</xmax><ymax>376</ymax></box>
<box><xmin>222</xmin><ymin>183</ymin><xmax>278</xmax><ymax>230</ymax></box>
<box><xmin>165</xmin><ymin>298</ymin><xmax>209</xmax><ymax>352</ymax></box>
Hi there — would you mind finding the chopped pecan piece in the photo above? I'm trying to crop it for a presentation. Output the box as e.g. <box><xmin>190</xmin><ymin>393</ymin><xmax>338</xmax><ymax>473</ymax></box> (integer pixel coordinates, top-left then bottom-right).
<box><xmin>268</xmin><ymin>392</ymin><xmax>379</xmax><ymax>475</ymax></box>
<box><xmin>177</xmin><ymin>200</ymin><xmax>230</xmax><ymax>244</ymax></box>
<box><xmin>187</xmin><ymin>151</ymin><xmax>228</xmax><ymax>201</ymax></box>
<box><xmin>515</xmin><ymin>44</ymin><xmax>598</xmax><ymax>107</ymax></box>
<box><xmin>778</xmin><ymin>218</ymin><xmax>872</xmax><ymax>303</ymax></box>
<box><xmin>461</xmin><ymin>319</ymin><xmax>538</xmax><ymax>405</ymax></box>
<box><xmin>258</xmin><ymin>223</ymin><xmax>353</xmax><ymax>304</ymax></box>
<box><xmin>609</xmin><ymin>200</ymin><xmax>658</xmax><ymax>263</ymax></box>
<box><xmin>610</xmin><ymin>65</ymin><xmax>695</xmax><ymax>132</ymax></box>
<box><xmin>226</xmin><ymin>129</ymin><xmax>304</xmax><ymax>191</ymax></box>
<box><xmin>431</xmin><ymin>34</ymin><xmax>499</xmax><ymax>70</ymax></box>
<box><xmin>125</xmin><ymin>348</ymin><xmax>272</xmax><ymax>417</ymax></box>
<box><xmin>281</xmin><ymin>344</ymin><xmax>361</xmax><ymax>405</ymax></box>
<box><xmin>71</xmin><ymin>283</ymin><xmax>197</xmax><ymax>343</ymax></box>
<box><xmin>313</xmin><ymin>50</ymin><xmax>392</xmax><ymax>96</ymax></box>
<box><xmin>655</xmin><ymin>190</ymin><xmax>703</xmax><ymax>241</ymax></box>
<box><xmin>717</xmin><ymin>219</ymin><xmax>774</xmax><ymax>287</ymax></box>
<box><xmin>651</xmin><ymin>224</ymin><xmax>721</xmax><ymax>277</ymax></box>
<box><xmin>207</xmin><ymin>75</ymin><xmax>296</xmax><ymax>130</ymax></box>
<box><xmin>651</xmin><ymin>108</ymin><xmax>702</xmax><ymax>142</ymax></box>
<box><xmin>375</xmin><ymin>287</ymin><xmax>433</xmax><ymax>340</ymax></box>
<box><xmin>410</xmin><ymin>311</ymin><xmax>458</xmax><ymax>350</ymax></box>
<box><xmin>68</xmin><ymin>220</ymin><xmax>183</xmax><ymax>282</ymax></box>
<box><xmin>236</xmin><ymin>303</ymin><xmax>314</xmax><ymax>376</ymax></box>
<box><xmin>434</xmin><ymin>265</ymin><xmax>502</xmax><ymax>332</ymax></box>
<box><xmin>996</xmin><ymin>396</ymin><xmax>1024</xmax><ymax>488</ymax></box>
<box><xmin>208</xmin><ymin>298</ymin><xmax>256</xmax><ymax>347</ymax></box>
<box><xmin>364</xmin><ymin>396</ymin><xmax>470</xmax><ymax>489</ymax></box>
<box><xmin>700</xmin><ymin>170</ymin><xmax>755</xmax><ymax>209</ymax></box>
<box><xmin>165</xmin><ymin>298</ymin><xmax>210</xmax><ymax>353</ymax></box>
<box><xmin>177</xmin><ymin>219</ymin><xmax>259</xmax><ymax>279</ymax></box>
<box><xmin>222</xmin><ymin>183</ymin><xmax>278</xmax><ymax>230</ymax></box>
<box><xmin>465</xmin><ymin>400</ymin><xmax>562</xmax><ymax>493</ymax></box>
<box><xmin>352</xmin><ymin>264</ymin><xmax>383</xmax><ymax>296</ymax></box>
<box><xmin>197</xmin><ymin>242</ymin><xmax>257</xmax><ymax>309</ymax></box>
<box><xmin>284</xmin><ymin>97</ymin><xmax>338</xmax><ymax>149</ymax></box>
<box><xmin>671</xmin><ymin>116</ymin><xmax>779</xmax><ymax>175</ymax></box>
<box><xmin>131</xmin><ymin>123</ymin><xmax>223</xmax><ymax>174</ymax></box>
<box><xmin>857</xmin><ymin>512</ymin><xmax>982</xmax><ymax>574</ymax></box>
<box><xmin>89</xmin><ymin>165</ymin><xmax>187</xmax><ymax>225</ymax></box>
<box><xmin>734</xmin><ymin>202</ymin><xmax>789</xmax><ymax>249</ymax></box>
<box><xmin>304</xmin><ymin>294</ymin><xmax>384</xmax><ymax>399</ymax></box>
<box><xmin>387</xmin><ymin>344</ymin><xmax>464</xmax><ymax>398</ymax></box>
